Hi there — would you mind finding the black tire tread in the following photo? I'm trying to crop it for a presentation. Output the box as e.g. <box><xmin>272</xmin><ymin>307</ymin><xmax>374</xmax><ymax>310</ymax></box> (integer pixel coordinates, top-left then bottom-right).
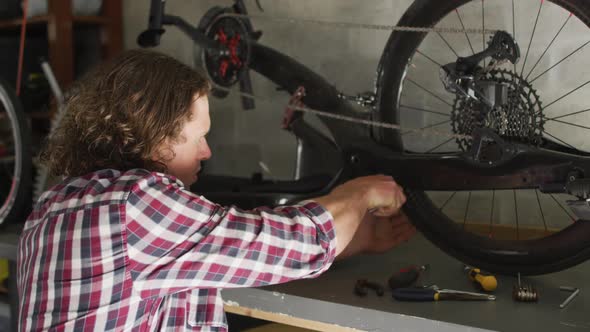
<box><xmin>0</xmin><ymin>78</ymin><xmax>32</xmax><ymax>224</ymax></box>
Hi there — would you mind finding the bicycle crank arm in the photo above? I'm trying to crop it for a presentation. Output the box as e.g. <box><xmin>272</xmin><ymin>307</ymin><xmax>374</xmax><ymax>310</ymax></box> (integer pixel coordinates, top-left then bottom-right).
<box><xmin>341</xmin><ymin>145</ymin><xmax>590</xmax><ymax>192</ymax></box>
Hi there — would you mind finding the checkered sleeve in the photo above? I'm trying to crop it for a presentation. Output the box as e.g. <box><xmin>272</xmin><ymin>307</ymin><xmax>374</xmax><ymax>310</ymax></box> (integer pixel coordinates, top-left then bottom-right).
<box><xmin>125</xmin><ymin>173</ymin><xmax>336</xmax><ymax>299</ymax></box>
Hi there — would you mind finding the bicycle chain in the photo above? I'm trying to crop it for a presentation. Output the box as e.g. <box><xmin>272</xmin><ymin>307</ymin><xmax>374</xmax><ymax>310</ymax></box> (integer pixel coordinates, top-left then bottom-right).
<box><xmin>223</xmin><ymin>13</ymin><xmax>498</xmax><ymax>35</ymax></box>
<box><xmin>213</xmin><ymin>13</ymin><xmax>509</xmax><ymax>140</ymax></box>
<box><xmin>214</xmin><ymin>85</ymin><xmax>472</xmax><ymax>140</ymax></box>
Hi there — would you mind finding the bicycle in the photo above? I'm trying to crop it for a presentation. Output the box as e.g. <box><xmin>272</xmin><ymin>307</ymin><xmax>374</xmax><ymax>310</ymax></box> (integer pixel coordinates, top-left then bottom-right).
<box><xmin>140</xmin><ymin>0</ymin><xmax>587</xmax><ymax>275</ymax></box>
<box><xmin>0</xmin><ymin>77</ymin><xmax>31</xmax><ymax>226</ymax></box>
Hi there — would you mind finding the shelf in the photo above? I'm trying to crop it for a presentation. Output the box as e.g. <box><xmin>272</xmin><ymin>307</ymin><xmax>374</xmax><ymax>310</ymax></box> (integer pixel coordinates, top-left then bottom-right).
<box><xmin>0</xmin><ymin>15</ymin><xmax>108</xmax><ymax>30</ymax></box>
<box><xmin>0</xmin><ymin>0</ymin><xmax>122</xmax><ymax>104</ymax></box>
<box><xmin>0</xmin><ymin>15</ymin><xmax>49</xmax><ymax>29</ymax></box>
<box><xmin>74</xmin><ymin>15</ymin><xmax>109</xmax><ymax>25</ymax></box>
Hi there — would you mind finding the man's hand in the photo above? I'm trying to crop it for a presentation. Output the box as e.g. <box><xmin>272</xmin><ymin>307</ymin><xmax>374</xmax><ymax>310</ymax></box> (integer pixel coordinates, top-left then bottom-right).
<box><xmin>313</xmin><ymin>175</ymin><xmax>407</xmax><ymax>256</ymax></box>
<box><xmin>336</xmin><ymin>211</ymin><xmax>417</xmax><ymax>260</ymax></box>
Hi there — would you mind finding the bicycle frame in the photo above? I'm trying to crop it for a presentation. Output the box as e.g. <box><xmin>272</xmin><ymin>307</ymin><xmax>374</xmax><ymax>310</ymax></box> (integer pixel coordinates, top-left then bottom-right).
<box><xmin>140</xmin><ymin>0</ymin><xmax>590</xmax><ymax>199</ymax></box>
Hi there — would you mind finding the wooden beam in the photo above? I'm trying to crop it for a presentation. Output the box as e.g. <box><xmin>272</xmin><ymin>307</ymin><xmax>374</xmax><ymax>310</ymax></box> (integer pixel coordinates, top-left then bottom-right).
<box><xmin>47</xmin><ymin>0</ymin><xmax>74</xmax><ymax>87</ymax></box>
<box><xmin>101</xmin><ymin>0</ymin><xmax>123</xmax><ymax>59</ymax></box>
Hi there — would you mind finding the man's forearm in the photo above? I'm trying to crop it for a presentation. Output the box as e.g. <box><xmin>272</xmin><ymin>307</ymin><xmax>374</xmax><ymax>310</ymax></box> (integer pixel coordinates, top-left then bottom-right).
<box><xmin>313</xmin><ymin>194</ymin><xmax>367</xmax><ymax>257</ymax></box>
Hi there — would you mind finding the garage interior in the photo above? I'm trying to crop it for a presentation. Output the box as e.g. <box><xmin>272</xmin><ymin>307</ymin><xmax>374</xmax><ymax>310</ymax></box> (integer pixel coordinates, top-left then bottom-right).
<box><xmin>0</xmin><ymin>0</ymin><xmax>589</xmax><ymax>331</ymax></box>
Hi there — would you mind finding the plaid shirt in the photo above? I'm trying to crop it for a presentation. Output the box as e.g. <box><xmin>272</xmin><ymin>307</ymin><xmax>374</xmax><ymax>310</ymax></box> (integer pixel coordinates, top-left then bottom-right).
<box><xmin>17</xmin><ymin>169</ymin><xmax>336</xmax><ymax>331</ymax></box>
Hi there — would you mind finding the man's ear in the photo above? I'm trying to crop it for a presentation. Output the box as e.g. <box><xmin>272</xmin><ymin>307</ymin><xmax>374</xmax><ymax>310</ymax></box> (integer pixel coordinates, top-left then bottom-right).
<box><xmin>151</xmin><ymin>141</ymin><xmax>175</xmax><ymax>163</ymax></box>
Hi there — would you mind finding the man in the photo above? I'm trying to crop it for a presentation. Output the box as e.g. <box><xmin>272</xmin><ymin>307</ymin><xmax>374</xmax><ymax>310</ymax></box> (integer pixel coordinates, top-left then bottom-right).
<box><xmin>17</xmin><ymin>49</ymin><xmax>414</xmax><ymax>331</ymax></box>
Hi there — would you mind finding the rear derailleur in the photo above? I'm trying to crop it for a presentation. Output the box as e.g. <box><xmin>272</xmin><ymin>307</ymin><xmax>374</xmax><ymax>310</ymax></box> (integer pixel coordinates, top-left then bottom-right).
<box><xmin>440</xmin><ymin>30</ymin><xmax>520</xmax><ymax>112</ymax></box>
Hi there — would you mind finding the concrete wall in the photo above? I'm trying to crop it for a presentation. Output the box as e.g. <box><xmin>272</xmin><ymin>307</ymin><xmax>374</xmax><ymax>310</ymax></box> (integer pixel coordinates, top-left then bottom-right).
<box><xmin>122</xmin><ymin>0</ymin><xmax>589</xmax><ymax>228</ymax></box>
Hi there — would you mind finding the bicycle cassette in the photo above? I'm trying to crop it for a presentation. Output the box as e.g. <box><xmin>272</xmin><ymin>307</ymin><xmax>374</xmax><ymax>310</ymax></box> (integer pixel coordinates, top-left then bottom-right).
<box><xmin>199</xmin><ymin>7</ymin><xmax>251</xmax><ymax>88</ymax></box>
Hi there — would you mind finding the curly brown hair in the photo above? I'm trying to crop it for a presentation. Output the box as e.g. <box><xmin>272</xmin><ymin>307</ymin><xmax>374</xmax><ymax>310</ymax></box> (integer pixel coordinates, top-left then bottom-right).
<box><xmin>41</xmin><ymin>49</ymin><xmax>211</xmax><ymax>177</ymax></box>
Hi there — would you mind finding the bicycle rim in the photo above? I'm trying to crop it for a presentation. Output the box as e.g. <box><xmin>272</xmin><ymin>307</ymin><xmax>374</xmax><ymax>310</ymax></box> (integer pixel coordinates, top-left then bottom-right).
<box><xmin>378</xmin><ymin>0</ymin><xmax>590</xmax><ymax>274</ymax></box>
<box><xmin>0</xmin><ymin>79</ymin><xmax>31</xmax><ymax>224</ymax></box>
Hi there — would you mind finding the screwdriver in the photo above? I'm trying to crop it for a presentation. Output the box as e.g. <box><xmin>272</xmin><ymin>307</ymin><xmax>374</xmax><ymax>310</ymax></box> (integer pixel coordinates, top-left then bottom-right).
<box><xmin>392</xmin><ymin>287</ymin><xmax>496</xmax><ymax>301</ymax></box>
<box><xmin>388</xmin><ymin>264</ymin><xmax>428</xmax><ymax>290</ymax></box>
<box><xmin>465</xmin><ymin>266</ymin><xmax>497</xmax><ymax>292</ymax></box>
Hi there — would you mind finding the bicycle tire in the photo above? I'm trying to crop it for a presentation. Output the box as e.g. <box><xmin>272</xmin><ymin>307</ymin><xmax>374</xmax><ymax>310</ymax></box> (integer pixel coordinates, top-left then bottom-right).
<box><xmin>0</xmin><ymin>78</ymin><xmax>31</xmax><ymax>224</ymax></box>
<box><xmin>377</xmin><ymin>0</ymin><xmax>590</xmax><ymax>274</ymax></box>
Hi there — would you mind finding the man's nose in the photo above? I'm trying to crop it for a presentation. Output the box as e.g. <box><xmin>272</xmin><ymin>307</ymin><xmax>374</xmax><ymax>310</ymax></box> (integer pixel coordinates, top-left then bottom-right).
<box><xmin>200</xmin><ymin>141</ymin><xmax>212</xmax><ymax>160</ymax></box>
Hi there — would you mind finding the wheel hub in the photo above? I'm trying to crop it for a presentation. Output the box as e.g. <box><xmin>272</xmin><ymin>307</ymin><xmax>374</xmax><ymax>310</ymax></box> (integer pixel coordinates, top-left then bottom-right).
<box><xmin>202</xmin><ymin>15</ymin><xmax>251</xmax><ymax>87</ymax></box>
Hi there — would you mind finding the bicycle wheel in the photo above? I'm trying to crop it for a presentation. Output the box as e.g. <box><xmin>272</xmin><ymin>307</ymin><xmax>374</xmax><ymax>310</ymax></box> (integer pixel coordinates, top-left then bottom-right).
<box><xmin>377</xmin><ymin>0</ymin><xmax>590</xmax><ymax>274</ymax></box>
<box><xmin>0</xmin><ymin>78</ymin><xmax>31</xmax><ymax>224</ymax></box>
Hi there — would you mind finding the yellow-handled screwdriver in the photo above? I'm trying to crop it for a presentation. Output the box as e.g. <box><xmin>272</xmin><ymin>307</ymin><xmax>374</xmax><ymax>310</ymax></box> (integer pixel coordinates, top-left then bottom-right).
<box><xmin>465</xmin><ymin>266</ymin><xmax>497</xmax><ymax>292</ymax></box>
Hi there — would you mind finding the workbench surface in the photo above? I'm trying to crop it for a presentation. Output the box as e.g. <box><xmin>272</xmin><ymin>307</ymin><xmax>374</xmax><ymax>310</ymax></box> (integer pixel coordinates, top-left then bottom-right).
<box><xmin>222</xmin><ymin>235</ymin><xmax>590</xmax><ymax>332</ymax></box>
<box><xmin>2</xmin><ymin>231</ymin><xmax>588</xmax><ymax>331</ymax></box>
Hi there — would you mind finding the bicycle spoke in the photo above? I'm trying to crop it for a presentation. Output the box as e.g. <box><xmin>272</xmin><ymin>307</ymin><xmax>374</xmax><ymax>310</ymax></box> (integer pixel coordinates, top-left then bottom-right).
<box><xmin>456</xmin><ymin>9</ymin><xmax>475</xmax><ymax>55</ymax></box>
<box><xmin>542</xmin><ymin>130</ymin><xmax>578</xmax><ymax>151</ymax></box>
<box><xmin>463</xmin><ymin>191</ymin><xmax>472</xmax><ymax>230</ymax></box>
<box><xmin>546</xmin><ymin>118</ymin><xmax>590</xmax><ymax>130</ymax></box>
<box><xmin>401</xmin><ymin>119</ymin><xmax>451</xmax><ymax>136</ymax></box>
<box><xmin>535</xmin><ymin>189</ymin><xmax>548</xmax><ymax>234</ymax></box>
<box><xmin>543</xmin><ymin>80</ymin><xmax>590</xmax><ymax>110</ymax></box>
<box><xmin>520</xmin><ymin>0</ymin><xmax>544</xmax><ymax>77</ymax></box>
<box><xmin>513</xmin><ymin>190</ymin><xmax>519</xmax><ymax>240</ymax></box>
<box><xmin>416</xmin><ymin>49</ymin><xmax>443</xmax><ymax>67</ymax></box>
<box><xmin>483</xmin><ymin>0</ymin><xmax>489</xmax><ymax>68</ymax></box>
<box><xmin>547</xmin><ymin>108</ymin><xmax>590</xmax><ymax>120</ymax></box>
<box><xmin>489</xmin><ymin>189</ymin><xmax>495</xmax><ymax>237</ymax></box>
<box><xmin>425</xmin><ymin>137</ymin><xmax>454</xmax><ymax>153</ymax></box>
<box><xmin>530</xmin><ymin>40</ymin><xmax>590</xmax><ymax>83</ymax></box>
<box><xmin>437</xmin><ymin>32</ymin><xmax>459</xmax><ymax>58</ymax></box>
<box><xmin>400</xmin><ymin>104</ymin><xmax>450</xmax><ymax>117</ymax></box>
<box><xmin>440</xmin><ymin>191</ymin><xmax>458</xmax><ymax>211</ymax></box>
<box><xmin>512</xmin><ymin>0</ymin><xmax>517</xmax><ymax>75</ymax></box>
<box><xmin>549</xmin><ymin>194</ymin><xmax>576</xmax><ymax>222</ymax></box>
<box><xmin>406</xmin><ymin>78</ymin><xmax>454</xmax><ymax>107</ymax></box>
<box><xmin>525</xmin><ymin>13</ymin><xmax>572</xmax><ymax>80</ymax></box>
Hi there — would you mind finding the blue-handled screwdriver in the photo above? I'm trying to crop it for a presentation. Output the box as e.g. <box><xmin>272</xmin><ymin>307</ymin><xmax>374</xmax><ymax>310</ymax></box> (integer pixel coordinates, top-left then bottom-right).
<box><xmin>392</xmin><ymin>287</ymin><xmax>496</xmax><ymax>301</ymax></box>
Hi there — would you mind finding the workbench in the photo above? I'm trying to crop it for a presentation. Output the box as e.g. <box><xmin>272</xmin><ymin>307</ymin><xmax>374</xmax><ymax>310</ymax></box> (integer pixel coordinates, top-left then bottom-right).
<box><xmin>1</xmin><ymin>231</ymin><xmax>588</xmax><ymax>331</ymax></box>
<box><xmin>222</xmin><ymin>235</ymin><xmax>590</xmax><ymax>332</ymax></box>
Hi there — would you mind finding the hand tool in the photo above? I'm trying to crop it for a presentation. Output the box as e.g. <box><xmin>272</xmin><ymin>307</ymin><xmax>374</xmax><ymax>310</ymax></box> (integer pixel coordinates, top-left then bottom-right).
<box><xmin>513</xmin><ymin>273</ymin><xmax>538</xmax><ymax>302</ymax></box>
<box><xmin>559</xmin><ymin>286</ymin><xmax>580</xmax><ymax>309</ymax></box>
<box><xmin>392</xmin><ymin>287</ymin><xmax>496</xmax><ymax>301</ymax></box>
<box><xmin>388</xmin><ymin>264</ymin><xmax>428</xmax><ymax>290</ymax></box>
<box><xmin>354</xmin><ymin>279</ymin><xmax>385</xmax><ymax>297</ymax></box>
<box><xmin>464</xmin><ymin>265</ymin><xmax>497</xmax><ymax>292</ymax></box>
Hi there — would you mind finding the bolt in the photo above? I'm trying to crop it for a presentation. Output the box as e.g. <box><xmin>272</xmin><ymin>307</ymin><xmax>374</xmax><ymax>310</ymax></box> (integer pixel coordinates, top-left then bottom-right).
<box><xmin>354</xmin><ymin>279</ymin><xmax>385</xmax><ymax>297</ymax></box>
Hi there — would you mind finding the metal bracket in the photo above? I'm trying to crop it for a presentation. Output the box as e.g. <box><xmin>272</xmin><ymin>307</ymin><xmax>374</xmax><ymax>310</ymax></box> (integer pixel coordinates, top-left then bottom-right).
<box><xmin>566</xmin><ymin>199</ymin><xmax>590</xmax><ymax>221</ymax></box>
<box><xmin>282</xmin><ymin>86</ymin><xmax>306</xmax><ymax>129</ymax></box>
<box><xmin>337</xmin><ymin>91</ymin><xmax>376</xmax><ymax>108</ymax></box>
